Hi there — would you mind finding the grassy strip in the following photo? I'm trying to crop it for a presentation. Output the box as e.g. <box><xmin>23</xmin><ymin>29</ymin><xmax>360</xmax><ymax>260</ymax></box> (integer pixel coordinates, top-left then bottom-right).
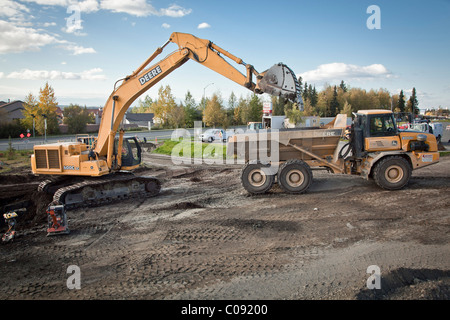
<box><xmin>0</xmin><ymin>149</ymin><xmax>33</xmax><ymax>174</ymax></box>
<box><xmin>439</xmin><ymin>151</ymin><xmax>450</xmax><ymax>157</ymax></box>
<box><xmin>152</xmin><ymin>140</ymin><xmax>227</xmax><ymax>159</ymax></box>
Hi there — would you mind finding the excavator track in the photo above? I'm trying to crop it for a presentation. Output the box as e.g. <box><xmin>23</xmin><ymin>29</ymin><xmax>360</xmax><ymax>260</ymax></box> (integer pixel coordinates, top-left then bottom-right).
<box><xmin>39</xmin><ymin>173</ymin><xmax>161</xmax><ymax>210</ymax></box>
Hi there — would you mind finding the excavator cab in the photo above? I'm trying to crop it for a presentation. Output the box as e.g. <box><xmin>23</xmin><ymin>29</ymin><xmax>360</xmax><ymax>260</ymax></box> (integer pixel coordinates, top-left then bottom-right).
<box><xmin>114</xmin><ymin>136</ymin><xmax>142</xmax><ymax>170</ymax></box>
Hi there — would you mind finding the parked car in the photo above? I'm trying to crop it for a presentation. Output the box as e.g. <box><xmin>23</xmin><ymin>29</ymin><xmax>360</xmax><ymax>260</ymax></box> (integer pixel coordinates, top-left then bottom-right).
<box><xmin>199</xmin><ymin>129</ymin><xmax>227</xmax><ymax>143</ymax></box>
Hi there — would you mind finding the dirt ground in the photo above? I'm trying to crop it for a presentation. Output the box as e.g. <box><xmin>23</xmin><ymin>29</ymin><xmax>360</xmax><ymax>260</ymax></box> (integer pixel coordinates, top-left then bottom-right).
<box><xmin>0</xmin><ymin>149</ymin><xmax>449</xmax><ymax>301</ymax></box>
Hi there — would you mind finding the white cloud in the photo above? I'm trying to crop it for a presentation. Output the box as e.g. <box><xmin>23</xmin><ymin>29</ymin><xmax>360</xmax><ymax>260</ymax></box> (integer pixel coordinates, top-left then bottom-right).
<box><xmin>42</xmin><ymin>22</ymin><xmax>57</xmax><ymax>27</ymax></box>
<box><xmin>100</xmin><ymin>0</ymin><xmax>191</xmax><ymax>17</ymax></box>
<box><xmin>300</xmin><ymin>62</ymin><xmax>392</xmax><ymax>83</ymax></box>
<box><xmin>161</xmin><ymin>23</ymin><xmax>170</xmax><ymax>29</ymax></box>
<box><xmin>8</xmin><ymin>0</ymin><xmax>191</xmax><ymax>17</ymax></box>
<box><xmin>20</xmin><ymin>0</ymin><xmax>67</xmax><ymax>6</ymax></box>
<box><xmin>0</xmin><ymin>0</ymin><xmax>31</xmax><ymax>18</ymax></box>
<box><xmin>63</xmin><ymin>44</ymin><xmax>96</xmax><ymax>55</ymax></box>
<box><xmin>77</xmin><ymin>0</ymin><xmax>100</xmax><ymax>13</ymax></box>
<box><xmin>197</xmin><ymin>22</ymin><xmax>211</xmax><ymax>29</ymax></box>
<box><xmin>160</xmin><ymin>4</ymin><xmax>192</xmax><ymax>17</ymax></box>
<box><xmin>0</xmin><ymin>72</ymin><xmax>4</xmax><ymax>79</ymax></box>
<box><xmin>0</xmin><ymin>20</ymin><xmax>62</xmax><ymax>54</ymax></box>
<box><xmin>6</xmin><ymin>68</ymin><xmax>106</xmax><ymax>80</ymax></box>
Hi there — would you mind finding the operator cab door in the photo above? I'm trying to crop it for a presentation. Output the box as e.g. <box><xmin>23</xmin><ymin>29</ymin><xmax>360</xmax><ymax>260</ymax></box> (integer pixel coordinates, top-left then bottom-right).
<box><xmin>365</xmin><ymin>114</ymin><xmax>401</xmax><ymax>152</ymax></box>
<box><xmin>115</xmin><ymin>137</ymin><xmax>142</xmax><ymax>170</ymax></box>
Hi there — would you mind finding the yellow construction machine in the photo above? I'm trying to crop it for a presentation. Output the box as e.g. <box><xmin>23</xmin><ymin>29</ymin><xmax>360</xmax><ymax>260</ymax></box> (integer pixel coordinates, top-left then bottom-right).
<box><xmin>31</xmin><ymin>32</ymin><xmax>301</xmax><ymax>208</ymax></box>
<box><xmin>229</xmin><ymin>110</ymin><xmax>440</xmax><ymax>194</ymax></box>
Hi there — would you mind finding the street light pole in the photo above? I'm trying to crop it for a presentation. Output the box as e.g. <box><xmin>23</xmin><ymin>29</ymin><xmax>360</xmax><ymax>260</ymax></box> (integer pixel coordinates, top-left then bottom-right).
<box><xmin>32</xmin><ymin>114</ymin><xmax>35</xmax><ymax>138</ymax></box>
<box><xmin>43</xmin><ymin>114</ymin><xmax>47</xmax><ymax>143</ymax></box>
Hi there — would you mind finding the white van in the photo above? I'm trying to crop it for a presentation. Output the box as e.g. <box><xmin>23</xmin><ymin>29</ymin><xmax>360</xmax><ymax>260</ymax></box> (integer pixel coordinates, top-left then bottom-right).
<box><xmin>430</xmin><ymin>123</ymin><xmax>443</xmax><ymax>143</ymax></box>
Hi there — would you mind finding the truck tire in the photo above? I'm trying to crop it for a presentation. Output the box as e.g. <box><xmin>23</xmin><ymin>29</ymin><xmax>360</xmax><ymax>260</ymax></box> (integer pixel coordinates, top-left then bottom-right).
<box><xmin>241</xmin><ymin>162</ymin><xmax>275</xmax><ymax>194</ymax></box>
<box><xmin>277</xmin><ymin>159</ymin><xmax>313</xmax><ymax>194</ymax></box>
<box><xmin>373</xmin><ymin>156</ymin><xmax>411</xmax><ymax>190</ymax></box>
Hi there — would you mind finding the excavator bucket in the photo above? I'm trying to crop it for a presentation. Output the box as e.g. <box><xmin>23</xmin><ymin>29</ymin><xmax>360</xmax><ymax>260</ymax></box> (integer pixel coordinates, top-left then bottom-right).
<box><xmin>257</xmin><ymin>63</ymin><xmax>304</xmax><ymax>110</ymax></box>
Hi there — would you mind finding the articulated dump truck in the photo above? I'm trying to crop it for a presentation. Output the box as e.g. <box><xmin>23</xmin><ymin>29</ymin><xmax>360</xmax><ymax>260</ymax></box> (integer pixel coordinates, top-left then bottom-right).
<box><xmin>227</xmin><ymin>110</ymin><xmax>440</xmax><ymax>194</ymax></box>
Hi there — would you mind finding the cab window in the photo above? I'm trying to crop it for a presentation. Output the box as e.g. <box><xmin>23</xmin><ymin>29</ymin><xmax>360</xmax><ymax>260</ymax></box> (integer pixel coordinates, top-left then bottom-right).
<box><xmin>369</xmin><ymin>114</ymin><xmax>396</xmax><ymax>137</ymax></box>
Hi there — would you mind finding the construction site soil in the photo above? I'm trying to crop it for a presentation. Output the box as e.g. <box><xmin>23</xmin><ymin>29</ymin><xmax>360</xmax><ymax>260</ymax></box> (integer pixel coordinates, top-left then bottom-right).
<box><xmin>0</xmin><ymin>152</ymin><xmax>449</xmax><ymax>301</ymax></box>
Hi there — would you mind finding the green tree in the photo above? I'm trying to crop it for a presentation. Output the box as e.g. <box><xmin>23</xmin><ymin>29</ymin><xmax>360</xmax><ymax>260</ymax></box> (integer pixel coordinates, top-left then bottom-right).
<box><xmin>329</xmin><ymin>86</ymin><xmax>340</xmax><ymax>116</ymax></box>
<box><xmin>285</xmin><ymin>103</ymin><xmax>303</xmax><ymax>126</ymax></box>
<box><xmin>310</xmin><ymin>86</ymin><xmax>318</xmax><ymax>108</ymax></box>
<box><xmin>302</xmin><ymin>81</ymin><xmax>309</xmax><ymax>102</ymax></box>
<box><xmin>63</xmin><ymin>104</ymin><xmax>93</xmax><ymax>134</ymax></box>
<box><xmin>131</xmin><ymin>95</ymin><xmax>154</xmax><ymax>113</ymax></box>
<box><xmin>339</xmin><ymin>80</ymin><xmax>348</xmax><ymax>93</ymax></box>
<box><xmin>397</xmin><ymin>90</ymin><xmax>406</xmax><ymax>113</ymax></box>
<box><xmin>183</xmin><ymin>91</ymin><xmax>200</xmax><ymax>128</ymax></box>
<box><xmin>248</xmin><ymin>94</ymin><xmax>263</xmax><ymax>122</ymax></box>
<box><xmin>271</xmin><ymin>96</ymin><xmax>286</xmax><ymax>116</ymax></box>
<box><xmin>298</xmin><ymin>76</ymin><xmax>303</xmax><ymax>94</ymax></box>
<box><xmin>408</xmin><ymin>87</ymin><xmax>419</xmax><ymax>115</ymax></box>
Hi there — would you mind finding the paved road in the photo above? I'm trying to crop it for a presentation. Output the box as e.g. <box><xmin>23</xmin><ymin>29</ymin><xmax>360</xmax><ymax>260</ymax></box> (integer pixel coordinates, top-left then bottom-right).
<box><xmin>0</xmin><ymin>128</ymin><xmax>196</xmax><ymax>151</ymax></box>
<box><xmin>1</xmin><ymin>124</ymin><xmax>448</xmax><ymax>151</ymax></box>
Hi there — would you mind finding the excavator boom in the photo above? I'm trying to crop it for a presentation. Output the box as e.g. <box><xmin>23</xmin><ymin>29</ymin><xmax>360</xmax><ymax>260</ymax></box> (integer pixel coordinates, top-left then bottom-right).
<box><xmin>95</xmin><ymin>32</ymin><xmax>302</xmax><ymax>160</ymax></box>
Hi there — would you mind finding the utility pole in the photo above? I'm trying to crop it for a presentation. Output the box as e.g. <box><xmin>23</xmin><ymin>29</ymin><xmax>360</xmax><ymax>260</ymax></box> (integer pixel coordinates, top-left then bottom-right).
<box><xmin>43</xmin><ymin>114</ymin><xmax>47</xmax><ymax>143</ymax></box>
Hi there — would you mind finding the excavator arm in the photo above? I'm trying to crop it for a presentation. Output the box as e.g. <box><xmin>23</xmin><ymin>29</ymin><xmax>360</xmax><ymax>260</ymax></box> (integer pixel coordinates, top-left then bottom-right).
<box><xmin>94</xmin><ymin>32</ymin><xmax>302</xmax><ymax>169</ymax></box>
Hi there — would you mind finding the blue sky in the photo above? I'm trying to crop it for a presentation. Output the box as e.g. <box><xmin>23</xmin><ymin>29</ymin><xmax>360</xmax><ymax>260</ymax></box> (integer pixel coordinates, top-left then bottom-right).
<box><xmin>1</xmin><ymin>0</ymin><xmax>449</xmax><ymax>113</ymax></box>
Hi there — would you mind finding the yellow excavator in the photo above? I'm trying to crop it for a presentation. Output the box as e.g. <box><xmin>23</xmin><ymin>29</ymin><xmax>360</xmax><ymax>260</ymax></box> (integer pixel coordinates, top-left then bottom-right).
<box><xmin>31</xmin><ymin>32</ymin><xmax>302</xmax><ymax>208</ymax></box>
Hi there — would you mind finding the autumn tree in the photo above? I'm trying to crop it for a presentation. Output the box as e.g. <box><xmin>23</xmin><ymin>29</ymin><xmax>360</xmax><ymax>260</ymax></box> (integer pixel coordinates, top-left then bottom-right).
<box><xmin>342</xmin><ymin>100</ymin><xmax>352</xmax><ymax>116</ymax></box>
<box><xmin>203</xmin><ymin>93</ymin><xmax>226</xmax><ymax>128</ymax></box>
<box><xmin>21</xmin><ymin>93</ymin><xmax>39</xmax><ymax>133</ymax></box>
<box><xmin>21</xmin><ymin>82</ymin><xmax>59</xmax><ymax>135</ymax></box>
<box><xmin>151</xmin><ymin>85</ymin><xmax>178</xmax><ymax>128</ymax></box>
<box><xmin>170</xmin><ymin>103</ymin><xmax>186</xmax><ymax>128</ymax></box>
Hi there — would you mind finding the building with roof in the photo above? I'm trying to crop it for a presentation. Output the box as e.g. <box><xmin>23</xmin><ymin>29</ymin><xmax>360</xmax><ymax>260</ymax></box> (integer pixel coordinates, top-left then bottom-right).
<box><xmin>0</xmin><ymin>100</ymin><xmax>25</xmax><ymax>122</ymax></box>
<box><xmin>123</xmin><ymin>112</ymin><xmax>154</xmax><ymax>129</ymax></box>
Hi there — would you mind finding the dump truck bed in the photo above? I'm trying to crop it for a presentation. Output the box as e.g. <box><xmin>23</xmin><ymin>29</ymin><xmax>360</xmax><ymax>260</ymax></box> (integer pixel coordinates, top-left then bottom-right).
<box><xmin>227</xmin><ymin>126</ymin><xmax>344</xmax><ymax>166</ymax></box>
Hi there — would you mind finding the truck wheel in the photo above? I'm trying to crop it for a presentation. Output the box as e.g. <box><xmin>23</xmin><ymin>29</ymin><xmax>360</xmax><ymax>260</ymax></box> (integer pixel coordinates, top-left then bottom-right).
<box><xmin>241</xmin><ymin>162</ymin><xmax>275</xmax><ymax>194</ymax></box>
<box><xmin>277</xmin><ymin>159</ymin><xmax>312</xmax><ymax>194</ymax></box>
<box><xmin>373</xmin><ymin>156</ymin><xmax>411</xmax><ymax>190</ymax></box>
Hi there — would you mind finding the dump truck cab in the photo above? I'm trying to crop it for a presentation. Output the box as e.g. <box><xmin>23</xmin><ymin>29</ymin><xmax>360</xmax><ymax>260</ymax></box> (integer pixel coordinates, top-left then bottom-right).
<box><xmin>349</xmin><ymin>109</ymin><xmax>439</xmax><ymax>189</ymax></box>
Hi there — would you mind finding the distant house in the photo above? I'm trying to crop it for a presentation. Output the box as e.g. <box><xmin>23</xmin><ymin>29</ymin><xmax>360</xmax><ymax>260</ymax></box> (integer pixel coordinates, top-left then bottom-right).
<box><xmin>0</xmin><ymin>100</ymin><xmax>25</xmax><ymax>122</ymax></box>
<box><xmin>55</xmin><ymin>106</ymin><xmax>64</xmax><ymax>124</ymax></box>
<box><xmin>86</xmin><ymin>108</ymin><xmax>103</xmax><ymax>125</ymax></box>
<box><xmin>123</xmin><ymin>112</ymin><xmax>154</xmax><ymax>128</ymax></box>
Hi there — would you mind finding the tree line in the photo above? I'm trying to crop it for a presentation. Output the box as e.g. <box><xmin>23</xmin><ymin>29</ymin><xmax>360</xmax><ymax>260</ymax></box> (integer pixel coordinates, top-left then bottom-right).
<box><xmin>0</xmin><ymin>80</ymin><xmax>424</xmax><ymax>138</ymax></box>
<box><xmin>130</xmin><ymin>80</ymin><xmax>421</xmax><ymax>129</ymax></box>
